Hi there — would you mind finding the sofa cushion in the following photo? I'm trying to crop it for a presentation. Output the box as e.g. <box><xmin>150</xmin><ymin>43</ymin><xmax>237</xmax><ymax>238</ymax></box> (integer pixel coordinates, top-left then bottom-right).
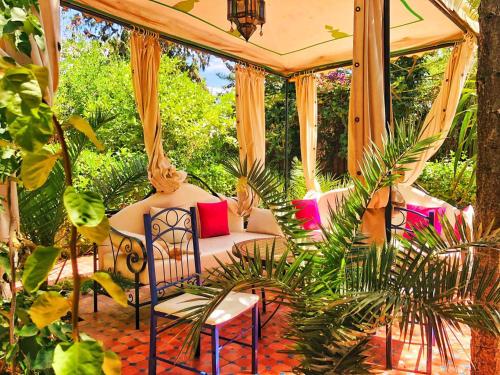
<box><xmin>292</xmin><ymin>199</ymin><xmax>321</xmax><ymax>230</ymax></box>
<box><xmin>403</xmin><ymin>204</ymin><xmax>446</xmax><ymax>239</ymax></box>
<box><xmin>247</xmin><ymin>207</ymin><xmax>283</xmax><ymax>236</ymax></box>
<box><xmin>197</xmin><ymin>201</ymin><xmax>230</xmax><ymax>238</ymax></box>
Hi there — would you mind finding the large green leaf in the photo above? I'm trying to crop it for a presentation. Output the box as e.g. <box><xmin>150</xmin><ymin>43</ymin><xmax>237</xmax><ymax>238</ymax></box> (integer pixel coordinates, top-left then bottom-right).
<box><xmin>91</xmin><ymin>272</ymin><xmax>127</xmax><ymax>307</ymax></box>
<box><xmin>63</xmin><ymin>186</ymin><xmax>105</xmax><ymax>227</ymax></box>
<box><xmin>52</xmin><ymin>341</ymin><xmax>104</xmax><ymax>375</ymax></box>
<box><xmin>21</xmin><ymin>147</ymin><xmax>60</xmax><ymax>190</ymax></box>
<box><xmin>29</xmin><ymin>292</ymin><xmax>70</xmax><ymax>329</ymax></box>
<box><xmin>7</xmin><ymin>103</ymin><xmax>54</xmax><ymax>152</ymax></box>
<box><xmin>78</xmin><ymin>216</ymin><xmax>110</xmax><ymax>245</ymax></box>
<box><xmin>65</xmin><ymin>115</ymin><xmax>104</xmax><ymax>151</ymax></box>
<box><xmin>102</xmin><ymin>350</ymin><xmax>122</xmax><ymax>375</ymax></box>
<box><xmin>22</xmin><ymin>246</ymin><xmax>61</xmax><ymax>292</ymax></box>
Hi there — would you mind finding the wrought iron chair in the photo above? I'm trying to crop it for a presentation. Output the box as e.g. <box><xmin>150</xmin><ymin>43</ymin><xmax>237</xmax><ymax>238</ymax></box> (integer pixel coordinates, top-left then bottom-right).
<box><xmin>144</xmin><ymin>207</ymin><xmax>259</xmax><ymax>375</ymax></box>
<box><xmin>386</xmin><ymin>206</ymin><xmax>436</xmax><ymax>374</ymax></box>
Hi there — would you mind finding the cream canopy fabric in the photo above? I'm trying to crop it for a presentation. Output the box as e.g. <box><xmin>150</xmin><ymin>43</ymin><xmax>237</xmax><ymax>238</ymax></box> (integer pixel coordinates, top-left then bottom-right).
<box><xmin>348</xmin><ymin>0</ymin><xmax>389</xmax><ymax>244</ymax></box>
<box><xmin>130</xmin><ymin>32</ymin><xmax>187</xmax><ymax>193</ymax></box>
<box><xmin>402</xmin><ymin>34</ymin><xmax>477</xmax><ymax>185</ymax></box>
<box><xmin>292</xmin><ymin>74</ymin><xmax>320</xmax><ymax>192</ymax></box>
<box><xmin>235</xmin><ymin>64</ymin><xmax>266</xmax><ymax>215</ymax></box>
<box><xmin>63</xmin><ymin>0</ymin><xmax>477</xmax><ymax>76</ymax></box>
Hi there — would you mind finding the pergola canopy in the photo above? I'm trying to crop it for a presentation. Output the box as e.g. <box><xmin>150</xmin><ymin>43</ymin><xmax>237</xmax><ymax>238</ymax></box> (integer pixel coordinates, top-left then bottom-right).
<box><xmin>63</xmin><ymin>0</ymin><xmax>477</xmax><ymax>76</ymax></box>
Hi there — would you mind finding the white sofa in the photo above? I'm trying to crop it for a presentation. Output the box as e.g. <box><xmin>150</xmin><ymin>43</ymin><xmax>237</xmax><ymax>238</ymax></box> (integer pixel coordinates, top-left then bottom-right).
<box><xmin>98</xmin><ymin>183</ymin><xmax>276</xmax><ymax>286</ymax></box>
<box><xmin>310</xmin><ymin>184</ymin><xmax>471</xmax><ymax>236</ymax></box>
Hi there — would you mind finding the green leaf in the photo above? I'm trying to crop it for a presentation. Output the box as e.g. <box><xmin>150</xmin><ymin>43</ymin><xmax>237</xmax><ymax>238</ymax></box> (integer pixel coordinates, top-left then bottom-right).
<box><xmin>78</xmin><ymin>216</ymin><xmax>110</xmax><ymax>245</ymax></box>
<box><xmin>102</xmin><ymin>350</ymin><xmax>121</xmax><ymax>375</ymax></box>
<box><xmin>33</xmin><ymin>348</ymin><xmax>55</xmax><ymax>370</ymax></box>
<box><xmin>63</xmin><ymin>186</ymin><xmax>105</xmax><ymax>227</ymax></box>
<box><xmin>7</xmin><ymin>103</ymin><xmax>54</xmax><ymax>152</ymax></box>
<box><xmin>29</xmin><ymin>292</ymin><xmax>70</xmax><ymax>329</ymax></box>
<box><xmin>19</xmin><ymin>78</ymin><xmax>42</xmax><ymax>107</ymax></box>
<box><xmin>26</xmin><ymin>64</ymin><xmax>49</xmax><ymax>93</ymax></box>
<box><xmin>91</xmin><ymin>272</ymin><xmax>128</xmax><ymax>307</ymax></box>
<box><xmin>21</xmin><ymin>147</ymin><xmax>60</xmax><ymax>190</ymax></box>
<box><xmin>22</xmin><ymin>246</ymin><xmax>61</xmax><ymax>292</ymax></box>
<box><xmin>0</xmin><ymin>253</ymin><xmax>11</xmax><ymax>277</ymax></box>
<box><xmin>10</xmin><ymin>8</ymin><xmax>27</xmax><ymax>22</ymax></box>
<box><xmin>16</xmin><ymin>322</ymin><xmax>38</xmax><ymax>337</ymax></box>
<box><xmin>53</xmin><ymin>341</ymin><xmax>105</xmax><ymax>375</ymax></box>
<box><xmin>65</xmin><ymin>115</ymin><xmax>104</xmax><ymax>151</ymax></box>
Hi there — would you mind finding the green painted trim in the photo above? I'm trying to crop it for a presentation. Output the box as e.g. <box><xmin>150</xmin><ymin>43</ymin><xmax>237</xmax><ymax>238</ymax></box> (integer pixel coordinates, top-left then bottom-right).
<box><xmin>148</xmin><ymin>0</ymin><xmax>424</xmax><ymax>56</ymax></box>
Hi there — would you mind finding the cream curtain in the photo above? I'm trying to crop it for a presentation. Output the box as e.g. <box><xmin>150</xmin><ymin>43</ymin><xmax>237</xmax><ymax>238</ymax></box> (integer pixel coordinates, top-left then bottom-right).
<box><xmin>293</xmin><ymin>74</ymin><xmax>320</xmax><ymax>192</ymax></box>
<box><xmin>130</xmin><ymin>32</ymin><xmax>186</xmax><ymax>193</ymax></box>
<box><xmin>235</xmin><ymin>64</ymin><xmax>266</xmax><ymax>215</ymax></box>
<box><xmin>0</xmin><ymin>0</ymin><xmax>61</xmax><ymax>244</ymax></box>
<box><xmin>348</xmin><ymin>0</ymin><xmax>388</xmax><ymax>244</ymax></box>
<box><xmin>402</xmin><ymin>34</ymin><xmax>476</xmax><ymax>185</ymax></box>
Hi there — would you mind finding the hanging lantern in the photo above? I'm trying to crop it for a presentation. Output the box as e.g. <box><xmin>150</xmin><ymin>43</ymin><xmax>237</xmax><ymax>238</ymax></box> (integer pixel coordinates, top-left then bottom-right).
<box><xmin>227</xmin><ymin>0</ymin><xmax>265</xmax><ymax>42</ymax></box>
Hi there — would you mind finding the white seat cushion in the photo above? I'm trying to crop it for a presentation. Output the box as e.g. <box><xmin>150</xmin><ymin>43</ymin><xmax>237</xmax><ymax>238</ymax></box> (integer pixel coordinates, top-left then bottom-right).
<box><xmin>154</xmin><ymin>291</ymin><xmax>259</xmax><ymax>326</ymax></box>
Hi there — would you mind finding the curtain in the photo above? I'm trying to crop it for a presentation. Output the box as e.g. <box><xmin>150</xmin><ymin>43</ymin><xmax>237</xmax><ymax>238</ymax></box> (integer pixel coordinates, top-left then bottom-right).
<box><xmin>130</xmin><ymin>32</ymin><xmax>186</xmax><ymax>193</ymax></box>
<box><xmin>293</xmin><ymin>74</ymin><xmax>320</xmax><ymax>192</ymax></box>
<box><xmin>235</xmin><ymin>64</ymin><xmax>266</xmax><ymax>215</ymax></box>
<box><xmin>348</xmin><ymin>0</ymin><xmax>388</xmax><ymax>244</ymax></box>
<box><xmin>402</xmin><ymin>34</ymin><xmax>476</xmax><ymax>185</ymax></box>
<box><xmin>0</xmin><ymin>0</ymin><xmax>61</xmax><ymax>244</ymax></box>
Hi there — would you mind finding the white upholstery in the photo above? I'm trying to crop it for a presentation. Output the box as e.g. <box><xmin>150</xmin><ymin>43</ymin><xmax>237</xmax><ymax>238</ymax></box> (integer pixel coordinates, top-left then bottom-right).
<box><xmin>316</xmin><ymin>186</ymin><xmax>352</xmax><ymax>227</ymax></box>
<box><xmin>247</xmin><ymin>207</ymin><xmax>283</xmax><ymax>236</ymax></box>
<box><xmin>99</xmin><ymin>183</ymin><xmax>278</xmax><ymax>285</ymax></box>
<box><xmin>154</xmin><ymin>291</ymin><xmax>259</xmax><ymax>326</ymax></box>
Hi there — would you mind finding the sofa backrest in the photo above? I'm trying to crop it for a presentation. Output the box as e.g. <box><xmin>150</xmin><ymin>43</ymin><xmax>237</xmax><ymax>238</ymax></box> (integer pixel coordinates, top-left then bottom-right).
<box><xmin>316</xmin><ymin>186</ymin><xmax>352</xmax><ymax>227</ymax></box>
<box><xmin>110</xmin><ymin>183</ymin><xmax>244</xmax><ymax>234</ymax></box>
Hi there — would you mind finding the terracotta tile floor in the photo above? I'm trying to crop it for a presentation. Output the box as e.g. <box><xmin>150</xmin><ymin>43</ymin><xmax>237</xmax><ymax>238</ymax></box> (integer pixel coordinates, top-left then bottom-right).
<box><xmin>63</xmin><ymin>258</ymin><xmax>473</xmax><ymax>374</ymax></box>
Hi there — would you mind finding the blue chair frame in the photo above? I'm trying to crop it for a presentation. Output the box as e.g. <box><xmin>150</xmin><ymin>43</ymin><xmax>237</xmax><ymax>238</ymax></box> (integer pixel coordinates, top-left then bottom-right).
<box><xmin>144</xmin><ymin>207</ymin><xmax>258</xmax><ymax>375</ymax></box>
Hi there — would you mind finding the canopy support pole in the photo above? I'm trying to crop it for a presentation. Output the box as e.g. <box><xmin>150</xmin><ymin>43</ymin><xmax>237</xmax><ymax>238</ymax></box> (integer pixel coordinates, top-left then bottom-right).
<box><xmin>284</xmin><ymin>79</ymin><xmax>290</xmax><ymax>194</ymax></box>
<box><xmin>383</xmin><ymin>0</ymin><xmax>393</xmax><ymax>369</ymax></box>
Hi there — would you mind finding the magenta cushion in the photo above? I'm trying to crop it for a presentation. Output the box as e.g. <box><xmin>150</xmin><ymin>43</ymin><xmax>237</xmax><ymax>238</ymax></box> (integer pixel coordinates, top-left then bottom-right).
<box><xmin>197</xmin><ymin>201</ymin><xmax>230</xmax><ymax>238</ymax></box>
<box><xmin>292</xmin><ymin>199</ymin><xmax>321</xmax><ymax>230</ymax></box>
<box><xmin>403</xmin><ymin>204</ymin><xmax>446</xmax><ymax>239</ymax></box>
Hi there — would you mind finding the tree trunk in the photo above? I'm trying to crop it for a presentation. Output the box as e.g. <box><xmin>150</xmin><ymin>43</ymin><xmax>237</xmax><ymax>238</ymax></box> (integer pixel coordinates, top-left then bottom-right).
<box><xmin>471</xmin><ymin>1</ymin><xmax>500</xmax><ymax>374</ymax></box>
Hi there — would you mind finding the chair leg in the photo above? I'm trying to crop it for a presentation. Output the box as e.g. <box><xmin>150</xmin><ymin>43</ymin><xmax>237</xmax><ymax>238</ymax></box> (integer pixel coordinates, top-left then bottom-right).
<box><xmin>148</xmin><ymin>313</ymin><xmax>157</xmax><ymax>375</ymax></box>
<box><xmin>257</xmin><ymin>309</ymin><xmax>262</xmax><ymax>339</ymax></box>
<box><xmin>211</xmin><ymin>326</ymin><xmax>220</xmax><ymax>375</ymax></box>
<box><xmin>252</xmin><ymin>304</ymin><xmax>259</xmax><ymax>375</ymax></box>
<box><xmin>261</xmin><ymin>288</ymin><xmax>267</xmax><ymax>314</ymax></box>
<box><xmin>386</xmin><ymin>324</ymin><xmax>392</xmax><ymax>369</ymax></box>
<box><xmin>195</xmin><ymin>336</ymin><xmax>201</xmax><ymax>358</ymax></box>
<box><xmin>135</xmin><ymin>275</ymin><xmax>140</xmax><ymax>330</ymax></box>
<box><xmin>426</xmin><ymin>325</ymin><xmax>433</xmax><ymax>374</ymax></box>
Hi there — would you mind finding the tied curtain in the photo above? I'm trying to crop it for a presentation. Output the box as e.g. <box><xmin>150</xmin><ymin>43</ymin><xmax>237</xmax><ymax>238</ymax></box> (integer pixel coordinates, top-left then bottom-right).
<box><xmin>130</xmin><ymin>32</ymin><xmax>186</xmax><ymax>193</ymax></box>
<box><xmin>348</xmin><ymin>0</ymin><xmax>388</xmax><ymax>244</ymax></box>
<box><xmin>0</xmin><ymin>0</ymin><xmax>60</xmax><ymax>244</ymax></box>
<box><xmin>235</xmin><ymin>64</ymin><xmax>266</xmax><ymax>215</ymax></box>
<box><xmin>293</xmin><ymin>74</ymin><xmax>320</xmax><ymax>192</ymax></box>
<box><xmin>402</xmin><ymin>33</ymin><xmax>477</xmax><ymax>185</ymax></box>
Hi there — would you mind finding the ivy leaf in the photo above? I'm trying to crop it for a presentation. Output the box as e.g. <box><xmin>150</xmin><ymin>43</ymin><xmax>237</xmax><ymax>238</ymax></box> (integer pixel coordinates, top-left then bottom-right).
<box><xmin>63</xmin><ymin>186</ymin><xmax>105</xmax><ymax>227</ymax></box>
<box><xmin>78</xmin><ymin>216</ymin><xmax>110</xmax><ymax>245</ymax></box>
<box><xmin>102</xmin><ymin>351</ymin><xmax>122</xmax><ymax>375</ymax></box>
<box><xmin>26</xmin><ymin>64</ymin><xmax>49</xmax><ymax>93</ymax></box>
<box><xmin>8</xmin><ymin>103</ymin><xmax>54</xmax><ymax>152</ymax></box>
<box><xmin>22</xmin><ymin>246</ymin><xmax>61</xmax><ymax>292</ymax></box>
<box><xmin>16</xmin><ymin>322</ymin><xmax>38</xmax><ymax>337</ymax></box>
<box><xmin>21</xmin><ymin>147</ymin><xmax>59</xmax><ymax>190</ymax></box>
<box><xmin>53</xmin><ymin>341</ymin><xmax>105</xmax><ymax>375</ymax></box>
<box><xmin>19</xmin><ymin>78</ymin><xmax>42</xmax><ymax>107</ymax></box>
<box><xmin>29</xmin><ymin>292</ymin><xmax>70</xmax><ymax>329</ymax></box>
<box><xmin>33</xmin><ymin>348</ymin><xmax>55</xmax><ymax>370</ymax></box>
<box><xmin>0</xmin><ymin>253</ymin><xmax>11</xmax><ymax>277</ymax></box>
<box><xmin>91</xmin><ymin>272</ymin><xmax>127</xmax><ymax>307</ymax></box>
<box><xmin>65</xmin><ymin>115</ymin><xmax>104</xmax><ymax>151</ymax></box>
<box><xmin>10</xmin><ymin>8</ymin><xmax>27</xmax><ymax>23</ymax></box>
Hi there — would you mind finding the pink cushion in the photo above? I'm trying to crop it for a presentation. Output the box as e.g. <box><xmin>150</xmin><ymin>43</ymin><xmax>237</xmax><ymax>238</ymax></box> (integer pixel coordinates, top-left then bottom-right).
<box><xmin>197</xmin><ymin>201</ymin><xmax>230</xmax><ymax>238</ymax></box>
<box><xmin>403</xmin><ymin>204</ymin><xmax>446</xmax><ymax>239</ymax></box>
<box><xmin>292</xmin><ymin>199</ymin><xmax>321</xmax><ymax>230</ymax></box>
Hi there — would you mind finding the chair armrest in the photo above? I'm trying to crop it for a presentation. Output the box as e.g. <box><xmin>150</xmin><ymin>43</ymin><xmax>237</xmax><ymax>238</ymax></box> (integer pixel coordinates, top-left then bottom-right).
<box><xmin>107</xmin><ymin>227</ymin><xmax>147</xmax><ymax>275</ymax></box>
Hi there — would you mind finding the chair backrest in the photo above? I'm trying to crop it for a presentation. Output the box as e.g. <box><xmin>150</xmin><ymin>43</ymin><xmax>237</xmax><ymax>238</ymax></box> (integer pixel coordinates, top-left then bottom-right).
<box><xmin>390</xmin><ymin>206</ymin><xmax>435</xmax><ymax>237</ymax></box>
<box><xmin>143</xmin><ymin>207</ymin><xmax>201</xmax><ymax>305</ymax></box>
